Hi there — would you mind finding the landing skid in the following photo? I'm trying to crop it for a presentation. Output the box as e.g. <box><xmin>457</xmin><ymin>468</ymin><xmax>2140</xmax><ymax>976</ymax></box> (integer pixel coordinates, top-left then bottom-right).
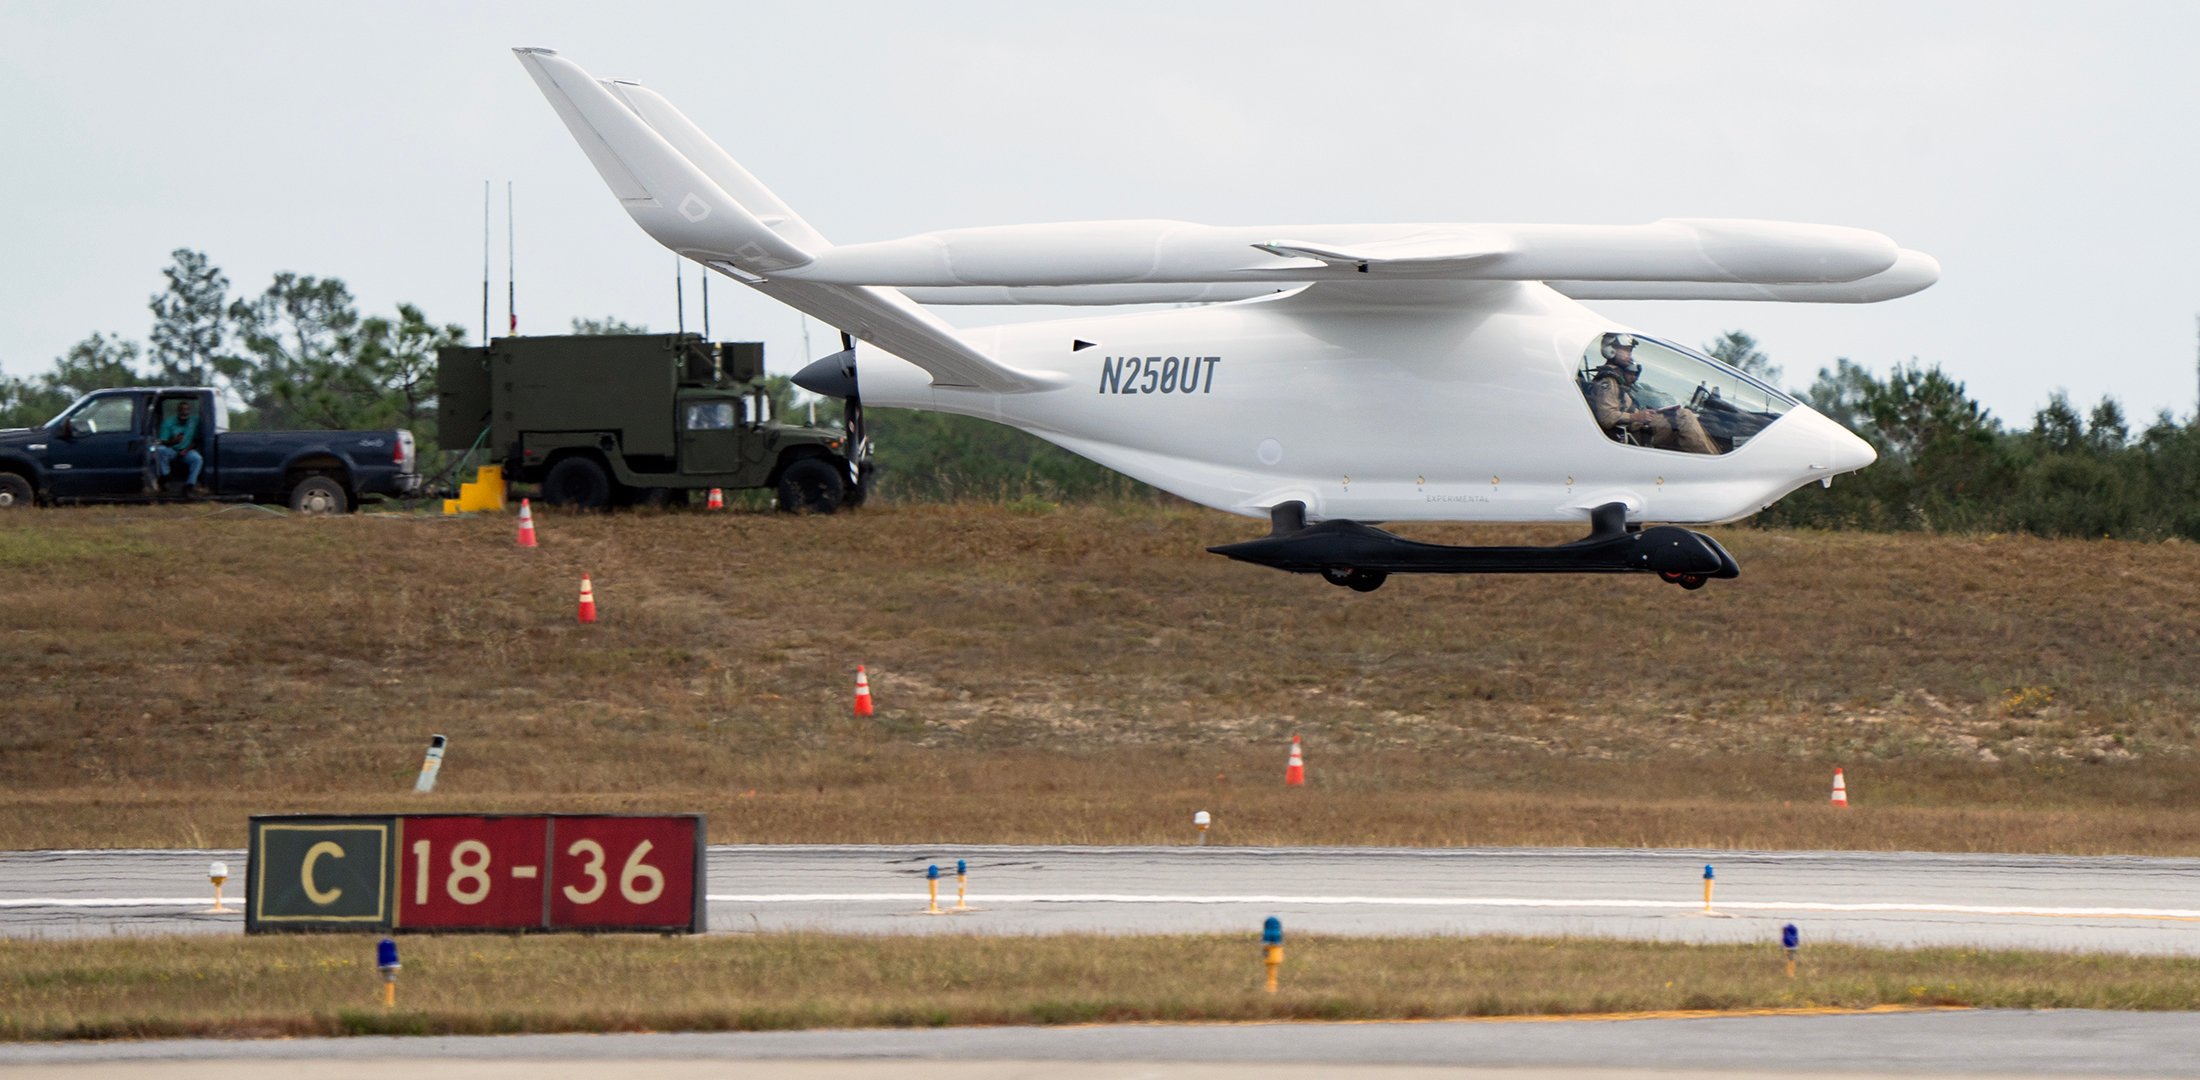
<box><xmin>1207</xmin><ymin>502</ymin><xmax>1740</xmax><ymax>592</ymax></box>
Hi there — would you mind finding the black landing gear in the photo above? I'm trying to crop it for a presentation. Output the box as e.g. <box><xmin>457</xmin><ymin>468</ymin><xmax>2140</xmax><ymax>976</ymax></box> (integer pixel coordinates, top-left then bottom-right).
<box><xmin>1209</xmin><ymin>501</ymin><xmax>1740</xmax><ymax>592</ymax></box>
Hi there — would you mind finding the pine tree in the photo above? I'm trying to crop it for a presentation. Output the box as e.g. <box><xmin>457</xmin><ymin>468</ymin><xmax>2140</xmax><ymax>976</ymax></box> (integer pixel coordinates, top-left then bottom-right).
<box><xmin>148</xmin><ymin>249</ymin><xmax>229</xmax><ymax>386</ymax></box>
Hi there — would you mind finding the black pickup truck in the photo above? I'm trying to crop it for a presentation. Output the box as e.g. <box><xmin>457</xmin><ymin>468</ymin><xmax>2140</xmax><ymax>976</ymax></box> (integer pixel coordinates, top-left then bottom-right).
<box><xmin>0</xmin><ymin>387</ymin><xmax>419</xmax><ymax>513</ymax></box>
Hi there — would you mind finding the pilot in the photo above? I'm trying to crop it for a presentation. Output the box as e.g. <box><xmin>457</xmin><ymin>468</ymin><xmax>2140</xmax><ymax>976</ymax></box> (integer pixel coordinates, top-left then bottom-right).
<box><xmin>1588</xmin><ymin>334</ymin><xmax>1717</xmax><ymax>455</ymax></box>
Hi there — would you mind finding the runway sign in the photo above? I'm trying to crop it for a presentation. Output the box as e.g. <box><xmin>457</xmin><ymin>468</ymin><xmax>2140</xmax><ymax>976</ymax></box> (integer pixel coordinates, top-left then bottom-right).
<box><xmin>246</xmin><ymin>813</ymin><xmax>705</xmax><ymax>934</ymax></box>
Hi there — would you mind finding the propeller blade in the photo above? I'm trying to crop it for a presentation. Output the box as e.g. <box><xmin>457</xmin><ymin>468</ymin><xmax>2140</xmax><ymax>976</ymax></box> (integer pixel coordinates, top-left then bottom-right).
<box><xmin>838</xmin><ymin>331</ymin><xmax>866</xmax><ymax>489</ymax></box>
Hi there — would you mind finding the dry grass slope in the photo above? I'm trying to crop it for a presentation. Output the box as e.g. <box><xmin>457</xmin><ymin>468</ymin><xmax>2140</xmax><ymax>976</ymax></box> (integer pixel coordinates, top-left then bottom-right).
<box><xmin>7</xmin><ymin>932</ymin><xmax>2200</xmax><ymax>1040</ymax></box>
<box><xmin>3</xmin><ymin>503</ymin><xmax>2198</xmax><ymax>851</ymax></box>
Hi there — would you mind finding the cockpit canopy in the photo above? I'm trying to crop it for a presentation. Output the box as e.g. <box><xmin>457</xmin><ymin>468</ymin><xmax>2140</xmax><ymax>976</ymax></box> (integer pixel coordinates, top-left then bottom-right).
<box><xmin>1579</xmin><ymin>333</ymin><xmax>1796</xmax><ymax>455</ymax></box>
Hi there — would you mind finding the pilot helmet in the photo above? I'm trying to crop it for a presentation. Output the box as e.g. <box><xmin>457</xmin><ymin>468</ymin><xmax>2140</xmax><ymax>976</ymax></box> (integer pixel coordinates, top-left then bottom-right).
<box><xmin>1600</xmin><ymin>333</ymin><xmax>1638</xmax><ymax>361</ymax></box>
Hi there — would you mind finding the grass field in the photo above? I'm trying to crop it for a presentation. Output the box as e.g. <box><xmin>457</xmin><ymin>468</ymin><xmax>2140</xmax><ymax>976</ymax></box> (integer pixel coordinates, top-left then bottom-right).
<box><xmin>4</xmin><ymin>502</ymin><xmax>2199</xmax><ymax>852</ymax></box>
<box><xmin>7</xmin><ymin>931</ymin><xmax>2199</xmax><ymax>1040</ymax></box>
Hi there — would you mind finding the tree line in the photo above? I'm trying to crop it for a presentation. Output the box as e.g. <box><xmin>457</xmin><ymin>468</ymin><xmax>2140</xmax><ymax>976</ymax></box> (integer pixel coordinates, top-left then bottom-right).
<box><xmin>0</xmin><ymin>249</ymin><xmax>465</xmax><ymax>442</ymax></box>
<box><xmin>7</xmin><ymin>252</ymin><xmax>2196</xmax><ymax>539</ymax></box>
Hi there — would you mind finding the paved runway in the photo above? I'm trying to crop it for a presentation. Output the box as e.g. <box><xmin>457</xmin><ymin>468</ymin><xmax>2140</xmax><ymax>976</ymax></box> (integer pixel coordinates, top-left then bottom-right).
<box><xmin>6</xmin><ymin>844</ymin><xmax>2199</xmax><ymax>953</ymax></box>
<box><xmin>6</xmin><ymin>1008</ymin><xmax>2200</xmax><ymax>1076</ymax></box>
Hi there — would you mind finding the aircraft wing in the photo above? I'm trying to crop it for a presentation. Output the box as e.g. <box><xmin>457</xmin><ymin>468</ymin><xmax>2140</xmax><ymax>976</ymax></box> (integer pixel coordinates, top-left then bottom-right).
<box><xmin>899</xmin><ymin>283</ymin><xmax>1294</xmax><ymax>306</ymax></box>
<box><xmin>775</xmin><ymin>218</ymin><xmax>1911</xmax><ymax>291</ymax></box>
<box><xmin>1549</xmin><ymin>248</ymin><xmax>1942</xmax><ymax>303</ymax></box>
<box><xmin>513</xmin><ymin>48</ymin><xmax>1062</xmax><ymax>393</ymax></box>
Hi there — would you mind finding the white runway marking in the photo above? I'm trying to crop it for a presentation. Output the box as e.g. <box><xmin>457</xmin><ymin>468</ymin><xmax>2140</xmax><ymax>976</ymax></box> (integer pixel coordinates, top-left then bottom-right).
<box><xmin>702</xmin><ymin>893</ymin><xmax>2200</xmax><ymax>921</ymax></box>
<box><xmin>0</xmin><ymin>898</ymin><xmax>225</xmax><ymax>908</ymax></box>
<box><xmin>13</xmin><ymin>892</ymin><xmax>2198</xmax><ymax>921</ymax></box>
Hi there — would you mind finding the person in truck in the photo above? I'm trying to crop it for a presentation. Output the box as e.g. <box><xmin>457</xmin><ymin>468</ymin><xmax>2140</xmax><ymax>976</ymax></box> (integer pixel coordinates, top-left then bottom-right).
<box><xmin>153</xmin><ymin>398</ymin><xmax>205</xmax><ymax>495</ymax></box>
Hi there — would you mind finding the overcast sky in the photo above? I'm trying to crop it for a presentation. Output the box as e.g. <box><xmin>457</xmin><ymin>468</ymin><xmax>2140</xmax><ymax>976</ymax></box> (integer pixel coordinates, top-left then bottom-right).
<box><xmin>4</xmin><ymin>1</ymin><xmax>2195</xmax><ymax>427</ymax></box>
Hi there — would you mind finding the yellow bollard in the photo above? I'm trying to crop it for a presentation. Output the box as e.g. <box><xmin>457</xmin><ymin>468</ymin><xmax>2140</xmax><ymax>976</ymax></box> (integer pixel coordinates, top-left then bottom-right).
<box><xmin>1261</xmin><ymin>917</ymin><xmax>1283</xmax><ymax>994</ymax></box>
<box><xmin>376</xmin><ymin>938</ymin><xmax>399</xmax><ymax>1008</ymax></box>
<box><xmin>206</xmin><ymin>861</ymin><xmax>232</xmax><ymax>914</ymax></box>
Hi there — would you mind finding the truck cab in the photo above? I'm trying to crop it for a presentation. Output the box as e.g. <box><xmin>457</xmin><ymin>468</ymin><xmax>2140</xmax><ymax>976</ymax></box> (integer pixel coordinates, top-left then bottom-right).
<box><xmin>0</xmin><ymin>388</ymin><xmax>223</xmax><ymax>502</ymax></box>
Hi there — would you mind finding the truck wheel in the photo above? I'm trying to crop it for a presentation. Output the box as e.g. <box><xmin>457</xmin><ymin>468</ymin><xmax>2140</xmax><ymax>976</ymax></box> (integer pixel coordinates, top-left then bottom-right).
<box><xmin>543</xmin><ymin>457</ymin><xmax>613</xmax><ymax>509</ymax></box>
<box><xmin>0</xmin><ymin>473</ymin><xmax>33</xmax><ymax>509</ymax></box>
<box><xmin>289</xmin><ymin>474</ymin><xmax>349</xmax><ymax>515</ymax></box>
<box><xmin>776</xmin><ymin>458</ymin><xmax>844</xmax><ymax>514</ymax></box>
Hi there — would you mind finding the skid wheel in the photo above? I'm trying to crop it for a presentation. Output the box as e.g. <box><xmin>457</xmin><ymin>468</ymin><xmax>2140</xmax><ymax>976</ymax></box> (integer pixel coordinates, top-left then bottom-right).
<box><xmin>1322</xmin><ymin>566</ymin><xmax>1387</xmax><ymax>592</ymax></box>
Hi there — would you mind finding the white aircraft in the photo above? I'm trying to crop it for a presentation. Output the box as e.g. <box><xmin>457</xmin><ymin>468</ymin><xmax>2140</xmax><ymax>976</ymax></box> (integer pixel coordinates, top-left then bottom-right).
<box><xmin>516</xmin><ymin>48</ymin><xmax>1928</xmax><ymax>591</ymax></box>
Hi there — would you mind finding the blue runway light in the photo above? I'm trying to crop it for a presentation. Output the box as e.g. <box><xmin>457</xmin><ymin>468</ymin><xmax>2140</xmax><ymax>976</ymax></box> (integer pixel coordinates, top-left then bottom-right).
<box><xmin>376</xmin><ymin>937</ymin><xmax>399</xmax><ymax>971</ymax></box>
<box><xmin>927</xmin><ymin>864</ymin><xmax>940</xmax><ymax>881</ymax></box>
<box><xmin>1262</xmin><ymin>916</ymin><xmax>1283</xmax><ymax>945</ymax></box>
<box><xmin>1783</xmin><ymin>924</ymin><xmax>1800</xmax><ymax>950</ymax></box>
<box><xmin>1703</xmin><ymin>864</ymin><xmax>1715</xmax><ymax>880</ymax></box>
<box><xmin>957</xmin><ymin>859</ymin><xmax>967</xmax><ymax>876</ymax></box>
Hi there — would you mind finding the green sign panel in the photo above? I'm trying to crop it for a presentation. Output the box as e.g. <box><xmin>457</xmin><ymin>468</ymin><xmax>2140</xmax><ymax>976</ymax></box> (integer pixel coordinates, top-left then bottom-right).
<box><xmin>248</xmin><ymin>816</ymin><xmax>396</xmax><ymax>930</ymax></box>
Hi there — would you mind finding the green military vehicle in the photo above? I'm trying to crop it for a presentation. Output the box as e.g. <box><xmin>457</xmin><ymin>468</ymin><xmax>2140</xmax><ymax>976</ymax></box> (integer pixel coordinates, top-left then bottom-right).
<box><xmin>437</xmin><ymin>333</ymin><xmax>868</xmax><ymax>511</ymax></box>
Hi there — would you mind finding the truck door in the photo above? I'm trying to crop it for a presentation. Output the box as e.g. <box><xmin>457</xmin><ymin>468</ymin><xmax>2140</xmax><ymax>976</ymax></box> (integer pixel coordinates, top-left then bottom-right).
<box><xmin>678</xmin><ymin>398</ymin><xmax>745</xmax><ymax>475</ymax></box>
<box><xmin>45</xmin><ymin>392</ymin><xmax>146</xmax><ymax>497</ymax></box>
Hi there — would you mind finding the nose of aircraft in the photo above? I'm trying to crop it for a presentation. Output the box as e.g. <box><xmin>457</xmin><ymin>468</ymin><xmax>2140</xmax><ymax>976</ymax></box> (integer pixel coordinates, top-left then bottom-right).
<box><xmin>1830</xmin><ymin>423</ymin><xmax>1877</xmax><ymax>474</ymax></box>
<box><xmin>1788</xmin><ymin>406</ymin><xmax>1876</xmax><ymax>476</ymax></box>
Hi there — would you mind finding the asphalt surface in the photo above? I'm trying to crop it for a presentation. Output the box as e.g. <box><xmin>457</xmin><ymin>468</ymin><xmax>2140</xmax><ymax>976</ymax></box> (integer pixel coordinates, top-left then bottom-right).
<box><xmin>6</xmin><ymin>1009</ymin><xmax>2200</xmax><ymax>1076</ymax></box>
<box><xmin>5</xmin><ymin>844</ymin><xmax>2199</xmax><ymax>953</ymax></box>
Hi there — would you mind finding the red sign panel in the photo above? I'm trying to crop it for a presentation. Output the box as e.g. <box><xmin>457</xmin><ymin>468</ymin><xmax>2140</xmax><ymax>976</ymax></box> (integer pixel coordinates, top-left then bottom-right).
<box><xmin>547</xmin><ymin>815</ymin><xmax>700</xmax><ymax>929</ymax></box>
<box><xmin>398</xmin><ymin>816</ymin><xmax>550</xmax><ymax>929</ymax></box>
<box><xmin>389</xmin><ymin>814</ymin><xmax>703</xmax><ymax>932</ymax></box>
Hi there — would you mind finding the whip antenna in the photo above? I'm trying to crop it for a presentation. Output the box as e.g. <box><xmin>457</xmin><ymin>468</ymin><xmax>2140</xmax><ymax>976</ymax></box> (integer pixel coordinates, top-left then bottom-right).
<box><xmin>506</xmin><ymin>181</ymin><xmax>516</xmax><ymax>335</ymax></box>
<box><xmin>480</xmin><ymin>181</ymin><xmax>490</xmax><ymax>344</ymax></box>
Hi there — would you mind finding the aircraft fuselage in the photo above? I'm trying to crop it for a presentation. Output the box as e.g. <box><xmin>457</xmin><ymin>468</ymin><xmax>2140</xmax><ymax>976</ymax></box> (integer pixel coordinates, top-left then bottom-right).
<box><xmin>851</xmin><ymin>282</ymin><xmax>1872</xmax><ymax>527</ymax></box>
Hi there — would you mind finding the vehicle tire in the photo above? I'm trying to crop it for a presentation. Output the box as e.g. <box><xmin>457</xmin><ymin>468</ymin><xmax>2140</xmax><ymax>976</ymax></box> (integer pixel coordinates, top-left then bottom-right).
<box><xmin>288</xmin><ymin>474</ymin><xmax>349</xmax><ymax>515</ymax></box>
<box><xmin>542</xmin><ymin>456</ymin><xmax>613</xmax><ymax>510</ymax></box>
<box><xmin>0</xmin><ymin>472</ymin><xmax>33</xmax><ymax>509</ymax></box>
<box><xmin>776</xmin><ymin>457</ymin><xmax>844</xmax><ymax>514</ymax></box>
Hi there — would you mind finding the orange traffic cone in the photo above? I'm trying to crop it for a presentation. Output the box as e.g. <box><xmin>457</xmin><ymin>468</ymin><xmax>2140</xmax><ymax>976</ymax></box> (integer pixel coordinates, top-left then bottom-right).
<box><xmin>1830</xmin><ymin>767</ymin><xmax>1849</xmax><ymax>808</ymax></box>
<box><xmin>577</xmin><ymin>573</ymin><xmax>597</xmax><ymax>624</ymax></box>
<box><xmin>853</xmin><ymin>665</ymin><xmax>875</xmax><ymax>717</ymax></box>
<box><xmin>707</xmin><ymin>487</ymin><xmax>725</xmax><ymax>510</ymax></box>
<box><xmin>1285</xmin><ymin>735</ymin><xmax>1305</xmax><ymax>786</ymax></box>
<box><xmin>516</xmin><ymin>498</ymin><xmax>538</xmax><ymax>547</ymax></box>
